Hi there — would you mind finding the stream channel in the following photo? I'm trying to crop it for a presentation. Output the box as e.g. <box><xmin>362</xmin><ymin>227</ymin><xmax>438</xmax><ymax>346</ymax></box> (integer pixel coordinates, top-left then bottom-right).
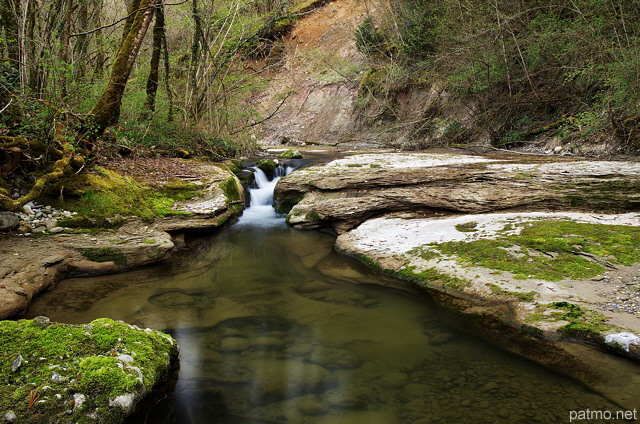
<box><xmin>25</xmin><ymin>163</ymin><xmax>629</xmax><ymax>423</ymax></box>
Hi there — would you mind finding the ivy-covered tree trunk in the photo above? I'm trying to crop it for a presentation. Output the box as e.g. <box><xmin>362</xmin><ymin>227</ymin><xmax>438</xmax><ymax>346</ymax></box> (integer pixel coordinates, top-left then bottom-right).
<box><xmin>143</xmin><ymin>0</ymin><xmax>165</xmax><ymax>117</ymax></box>
<box><xmin>88</xmin><ymin>0</ymin><xmax>158</xmax><ymax>135</ymax></box>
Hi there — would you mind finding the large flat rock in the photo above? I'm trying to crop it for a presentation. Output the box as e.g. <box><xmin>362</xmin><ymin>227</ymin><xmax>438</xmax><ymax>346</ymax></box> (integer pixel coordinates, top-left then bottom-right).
<box><xmin>0</xmin><ymin>220</ymin><xmax>174</xmax><ymax>320</ymax></box>
<box><xmin>275</xmin><ymin>153</ymin><xmax>640</xmax><ymax>233</ymax></box>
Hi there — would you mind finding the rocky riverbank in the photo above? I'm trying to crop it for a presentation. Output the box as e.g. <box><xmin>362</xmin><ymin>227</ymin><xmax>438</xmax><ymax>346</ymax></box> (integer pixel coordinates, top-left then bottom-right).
<box><xmin>0</xmin><ymin>158</ymin><xmax>245</xmax><ymax>320</ymax></box>
<box><xmin>274</xmin><ymin>151</ymin><xmax>640</xmax><ymax>405</ymax></box>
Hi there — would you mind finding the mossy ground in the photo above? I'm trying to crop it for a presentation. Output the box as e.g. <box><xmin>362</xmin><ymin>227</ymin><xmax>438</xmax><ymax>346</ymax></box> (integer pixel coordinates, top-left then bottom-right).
<box><xmin>486</xmin><ymin>283</ymin><xmax>537</xmax><ymax>302</ymax></box>
<box><xmin>0</xmin><ymin>318</ymin><xmax>177</xmax><ymax>424</ymax></box>
<box><xmin>78</xmin><ymin>247</ymin><xmax>128</xmax><ymax>266</ymax></box>
<box><xmin>398</xmin><ymin>266</ymin><xmax>472</xmax><ymax>291</ymax></box>
<box><xmin>56</xmin><ymin>167</ymin><xmax>202</xmax><ymax>226</ymax></box>
<box><xmin>428</xmin><ymin>219</ymin><xmax>640</xmax><ymax>281</ymax></box>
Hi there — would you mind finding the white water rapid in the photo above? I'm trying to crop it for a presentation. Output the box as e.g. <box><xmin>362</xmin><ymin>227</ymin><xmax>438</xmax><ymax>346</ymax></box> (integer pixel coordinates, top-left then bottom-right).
<box><xmin>236</xmin><ymin>165</ymin><xmax>293</xmax><ymax>227</ymax></box>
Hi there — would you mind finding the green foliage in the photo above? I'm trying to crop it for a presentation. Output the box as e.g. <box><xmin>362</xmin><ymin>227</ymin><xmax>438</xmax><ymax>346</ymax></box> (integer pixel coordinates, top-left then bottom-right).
<box><xmin>367</xmin><ymin>0</ymin><xmax>640</xmax><ymax>149</ymax></box>
<box><xmin>398</xmin><ymin>0</ymin><xmax>440</xmax><ymax>60</ymax></box>
<box><xmin>355</xmin><ymin>17</ymin><xmax>385</xmax><ymax>56</ymax></box>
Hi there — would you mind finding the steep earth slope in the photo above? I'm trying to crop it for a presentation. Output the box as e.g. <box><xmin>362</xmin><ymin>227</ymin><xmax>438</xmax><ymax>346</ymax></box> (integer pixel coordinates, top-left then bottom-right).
<box><xmin>252</xmin><ymin>0</ymin><xmax>404</xmax><ymax>147</ymax></box>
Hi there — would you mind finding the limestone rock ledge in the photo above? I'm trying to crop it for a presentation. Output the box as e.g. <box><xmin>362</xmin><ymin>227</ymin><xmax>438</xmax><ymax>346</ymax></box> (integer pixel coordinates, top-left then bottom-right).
<box><xmin>336</xmin><ymin>211</ymin><xmax>640</xmax><ymax>408</ymax></box>
<box><xmin>274</xmin><ymin>153</ymin><xmax>640</xmax><ymax>234</ymax></box>
<box><xmin>0</xmin><ymin>317</ymin><xmax>178</xmax><ymax>424</ymax></box>
<box><xmin>0</xmin><ymin>221</ymin><xmax>174</xmax><ymax>320</ymax></box>
<box><xmin>276</xmin><ymin>152</ymin><xmax>640</xmax><ymax>407</ymax></box>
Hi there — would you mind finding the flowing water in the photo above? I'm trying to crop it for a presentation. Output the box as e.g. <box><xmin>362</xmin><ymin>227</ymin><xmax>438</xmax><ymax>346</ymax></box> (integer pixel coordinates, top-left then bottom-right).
<box><xmin>25</xmin><ymin>167</ymin><xmax>630</xmax><ymax>423</ymax></box>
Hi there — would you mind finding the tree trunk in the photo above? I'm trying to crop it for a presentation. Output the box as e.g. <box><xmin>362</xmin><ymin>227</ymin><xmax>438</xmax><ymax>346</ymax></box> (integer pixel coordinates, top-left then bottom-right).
<box><xmin>61</xmin><ymin>0</ymin><xmax>73</xmax><ymax>99</ymax></box>
<box><xmin>88</xmin><ymin>0</ymin><xmax>157</xmax><ymax>135</ymax></box>
<box><xmin>0</xmin><ymin>0</ymin><xmax>20</xmax><ymax>68</ymax></box>
<box><xmin>186</xmin><ymin>0</ymin><xmax>204</xmax><ymax>120</ymax></box>
<box><xmin>94</xmin><ymin>0</ymin><xmax>106</xmax><ymax>79</ymax></box>
<box><xmin>143</xmin><ymin>0</ymin><xmax>164</xmax><ymax>117</ymax></box>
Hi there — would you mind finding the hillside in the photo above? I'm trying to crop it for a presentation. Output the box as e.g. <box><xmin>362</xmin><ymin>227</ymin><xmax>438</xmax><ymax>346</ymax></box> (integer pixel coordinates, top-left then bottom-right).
<box><xmin>249</xmin><ymin>0</ymin><xmax>640</xmax><ymax>156</ymax></box>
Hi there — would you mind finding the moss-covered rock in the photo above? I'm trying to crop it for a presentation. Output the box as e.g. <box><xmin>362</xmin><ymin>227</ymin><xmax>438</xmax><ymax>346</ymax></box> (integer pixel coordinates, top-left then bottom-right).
<box><xmin>277</xmin><ymin>149</ymin><xmax>303</xmax><ymax>159</ymax></box>
<box><xmin>0</xmin><ymin>317</ymin><xmax>178</xmax><ymax>424</ymax></box>
<box><xmin>254</xmin><ymin>159</ymin><xmax>277</xmax><ymax>175</ymax></box>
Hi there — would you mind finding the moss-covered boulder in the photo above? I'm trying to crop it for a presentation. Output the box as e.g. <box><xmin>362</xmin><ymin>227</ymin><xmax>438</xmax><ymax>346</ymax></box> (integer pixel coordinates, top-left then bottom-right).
<box><xmin>0</xmin><ymin>317</ymin><xmax>178</xmax><ymax>424</ymax></box>
<box><xmin>277</xmin><ymin>149</ymin><xmax>303</xmax><ymax>159</ymax></box>
<box><xmin>254</xmin><ymin>159</ymin><xmax>277</xmax><ymax>175</ymax></box>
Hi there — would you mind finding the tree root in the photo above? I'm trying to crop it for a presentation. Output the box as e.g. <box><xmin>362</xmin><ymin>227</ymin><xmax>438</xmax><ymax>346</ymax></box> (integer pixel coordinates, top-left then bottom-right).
<box><xmin>0</xmin><ymin>123</ymin><xmax>86</xmax><ymax>211</ymax></box>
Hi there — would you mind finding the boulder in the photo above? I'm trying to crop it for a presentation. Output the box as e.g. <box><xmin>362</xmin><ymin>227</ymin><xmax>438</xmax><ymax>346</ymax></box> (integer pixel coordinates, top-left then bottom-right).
<box><xmin>0</xmin><ymin>212</ymin><xmax>20</xmax><ymax>231</ymax></box>
<box><xmin>0</xmin><ymin>318</ymin><xmax>178</xmax><ymax>424</ymax></box>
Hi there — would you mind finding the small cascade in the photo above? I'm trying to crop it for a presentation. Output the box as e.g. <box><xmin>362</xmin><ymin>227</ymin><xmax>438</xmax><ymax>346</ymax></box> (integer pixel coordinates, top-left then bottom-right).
<box><xmin>237</xmin><ymin>164</ymin><xmax>293</xmax><ymax>227</ymax></box>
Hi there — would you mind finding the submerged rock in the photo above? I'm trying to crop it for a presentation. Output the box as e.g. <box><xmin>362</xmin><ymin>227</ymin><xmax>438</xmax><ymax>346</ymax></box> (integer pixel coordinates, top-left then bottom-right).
<box><xmin>248</xmin><ymin>360</ymin><xmax>338</xmax><ymax>406</ymax></box>
<box><xmin>308</xmin><ymin>347</ymin><xmax>363</xmax><ymax>369</ymax></box>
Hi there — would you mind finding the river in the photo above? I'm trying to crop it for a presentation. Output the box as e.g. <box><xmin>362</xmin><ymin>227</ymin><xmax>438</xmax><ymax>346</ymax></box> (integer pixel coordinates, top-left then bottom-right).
<box><xmin>25</xmin><ymin>165</ymin><xmax>625</xmax><ymax>423</ymax></box>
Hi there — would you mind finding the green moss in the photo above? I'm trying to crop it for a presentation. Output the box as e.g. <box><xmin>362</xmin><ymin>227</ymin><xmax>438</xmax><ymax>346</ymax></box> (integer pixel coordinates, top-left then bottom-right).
<box><xmin>434</xmin><ymin>238</ymin><xmax>599</xmax><ymax>281</ymax></box>
<box><xmin>526</xmin><ymin>302</ymin><xmax>610</xmax><ymax>339</ymax></box>
<box><xmin>254</xmin><ymin>159</ymin><xmax>277</xmax><ymax>174</ymax></box>
<box><xmin>486</xmin><ymin>283</ymin><xmax>537</xmax><ymax>302</ymax></box>
<box><xmin>60</xmin><ymin>169</ymin><xmax>203</xmax><ymax>224</ymax></box>
<box><xmin>306</xmin><ymin>210</ymin><xmax>320</xmax><ymax>222</ymax></box>
<box><xmin>78</xmin><ymin>247</ymin><xmax>128</xmax><ymax>266</ymax></box>
<box><xmin>219</xmin><ymin>176</ymin><xmax>242</xmax><ymax>203</ymax></box>
<box><xmin>398</xmin><ymin>266</ymin><xmax>472</xmax><ymax>291</ymax></box>
<box><xmin>406</xmin><ymin>245</ymin><xmax>440</xmax><ymax>261</ymax></box>
<box><xmin>0</xmin><ymin>318</ymin><xmax>177</xmax><ymax>424</ymax></box>
<box><xmin>455</xmin><ymin>221</ymin><xmax>479</xmax><ymax>232</ymax></box>
<box><xmin>74</xmin><ymin>356</ymin><xmax>142</xmax><ymax>397</ymax></box>
<box><xmin>277</xmin><ymin>149</ymin><xmax>302</xmax><ymax>159</ymax></box>
<box><xmin>428</xmin><ymin>219</ymin><xmax>640</xmax><ymax>281</ymax></box>
<box><xmin>275</xmin><ymin>195</ymin><xmax>303</xmax><ymax>213</ymax></box>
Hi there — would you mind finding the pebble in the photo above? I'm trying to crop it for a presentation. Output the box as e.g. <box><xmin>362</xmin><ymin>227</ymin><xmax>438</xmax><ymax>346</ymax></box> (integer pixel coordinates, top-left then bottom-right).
<box><xmin>250</xmin><ymin>336</ymin><xmax>285</xmax><ymax>351</ymax></box>
<box><xmin>297</xmin><ymin>397</ymin><xmax>328</xmax><ymax>416</ymax></box>
<box><xmin>379</xmin><ymin>372</ymin><xmax>409</xmax><ymax>389</ymax></box>
<box><xmin>10</xmin><ymin>354</ymin><xmax>22</xmax><ymax>372</ymax></box>
<box><xmin>15</xmin><ymin>202</ymin><xmax>76</xmax><ymax>236</ymax></box>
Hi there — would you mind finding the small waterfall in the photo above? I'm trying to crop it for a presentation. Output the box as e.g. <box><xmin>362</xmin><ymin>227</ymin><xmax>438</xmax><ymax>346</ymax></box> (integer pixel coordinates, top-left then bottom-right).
<box><xmin>237</xmin><ymin>165</ymin><xmax>293</xmax><ymax>227</ymax></box>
